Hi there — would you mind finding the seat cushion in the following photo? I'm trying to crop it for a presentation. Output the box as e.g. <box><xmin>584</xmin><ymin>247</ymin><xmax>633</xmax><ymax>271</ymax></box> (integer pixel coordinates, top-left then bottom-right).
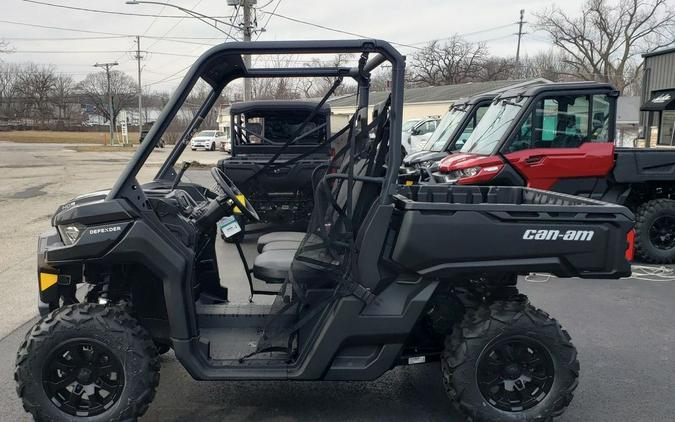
<box><xmin>257</xmin><ymin>231</ymin><xmax>306</xmax><ymax>253</ymax></box>
<box><xmin>253</xmin><ymin>250</ymin><xmax>296</xmax><ymax>283</ymax></box>
<box><xmin>262</xmin><ymin>240</ymin><xmax>302</xmax><ymax>252</ymax></box>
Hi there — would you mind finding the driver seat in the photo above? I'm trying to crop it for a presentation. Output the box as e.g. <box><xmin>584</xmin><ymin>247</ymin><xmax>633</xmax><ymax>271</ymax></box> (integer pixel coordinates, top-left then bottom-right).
<box><xmin>257</xmin><ymin>231</ymin><xmax>305</xmax><ymax>252</ymax></box>
<box><xmin>252</xmin><ymin>116</ymin><xmax>390</xmax><ymax>284</ymax></box>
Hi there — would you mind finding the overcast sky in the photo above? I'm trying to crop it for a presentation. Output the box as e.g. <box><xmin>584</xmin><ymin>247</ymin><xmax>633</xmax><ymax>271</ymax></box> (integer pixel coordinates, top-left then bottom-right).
<box><xmin>1</xmin><ymin>0</ymin><xmax>589</xmax><ymax>91</ymax></box>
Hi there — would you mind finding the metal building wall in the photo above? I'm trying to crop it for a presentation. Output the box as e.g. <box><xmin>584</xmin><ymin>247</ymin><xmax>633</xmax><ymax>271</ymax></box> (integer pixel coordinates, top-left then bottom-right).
<box><xmin>644</xmin><ymin>50</ymin><xmax>675</xmax><ymax>94</ymax></box>
<box><xmin>640</xmin><ymin>49</ymin><xmax>675</xmax><ymax>142</ymax></box>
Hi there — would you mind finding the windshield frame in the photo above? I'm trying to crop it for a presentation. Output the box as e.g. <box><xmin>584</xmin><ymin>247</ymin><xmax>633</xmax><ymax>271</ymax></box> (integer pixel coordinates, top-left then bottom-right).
<box><xmin>423</xmin><ymin>107</ymin><xmax>469</xmax><ymax>152</ymax></box>
<box><xmin>107</xmin><ymin>40</ymin><xmax>406</xmax><ymax>207</ymax></box>
<box><xmin>459</xmin><ymin>96</ymin><xmax>529</xmax><ymax>156</ymax></box>
<box><xmin>402</xmin><ymin>119</ymin><xmax>422</xmax><ymax>132</ymax></box>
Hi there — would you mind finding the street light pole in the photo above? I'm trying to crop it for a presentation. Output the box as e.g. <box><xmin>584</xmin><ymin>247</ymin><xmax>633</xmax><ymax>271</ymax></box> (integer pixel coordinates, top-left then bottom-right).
<box><xmin>94</xmin><ymin>62</ymin><xmax>119</xmax><ymax>145</ymax></box>
<box><xmin>135</xmin><ymin>36</ymin><xmax>144</xmax><ymax>142</ymax></box>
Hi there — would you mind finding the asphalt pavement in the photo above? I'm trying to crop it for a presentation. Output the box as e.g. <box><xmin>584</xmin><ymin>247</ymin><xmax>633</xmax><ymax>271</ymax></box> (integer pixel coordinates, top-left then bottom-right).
<box><xmin>1</xmin><ymin>142</ymin><xmax>674</xmax><ymax>421</ymax></box>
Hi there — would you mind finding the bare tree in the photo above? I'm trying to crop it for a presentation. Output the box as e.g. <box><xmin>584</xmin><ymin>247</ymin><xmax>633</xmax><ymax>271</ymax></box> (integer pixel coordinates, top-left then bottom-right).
<box><xmin>77</xmin><ymin>70</ymin><xmax>137</xmax><ymax>128</ymax></box>
<box><xmin>0</xmin><ymin>62</ymin><xmax>20</xmax><ymax>120</ymax></box>
<box><xmin>409</xmin><ymin>36</ymin><xmax>489</xmax><ymax>86</ymax></box>
<box><xmin>50</xmin><ymin>74</ymin><xmax>75</xmax><ymax>125</ymax></box>
<box><xmin>0</xmin><ymin>39</ymin><xmax>13</xmax><ymax>55</ymax></box>
<box><xmin>14</xmin><ymin>63</ymin><xmax>57</xmax><ymax>125</ymax></box>
<box><xmin>478</xmin><ymin>57</ymin><xmax>517</xmax><ymax>81</ymax></box>
<box><xmin>519</xmin><ymin>51</ymin><xmax>575</xmax><ymax>82</ymax></box>
<box><xmin>535</xmin><ymin>0</ymin><xmax>675</xmax><ymax>92</ymax></box>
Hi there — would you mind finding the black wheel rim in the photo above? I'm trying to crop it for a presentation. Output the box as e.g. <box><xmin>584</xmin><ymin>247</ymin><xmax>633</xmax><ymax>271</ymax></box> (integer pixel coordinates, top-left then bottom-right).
<box><xmin>42</xmin><ymin>339</ymin><xmax>124</xmax><ymax>417</ymax></box>
<box><xmin>476</xmin><ymin>336</ymin><xmax>555</xmax><ymax>412</ymax></box>
<box><xmin>649</xmin><ymin>216</ymin><xmax>675</xmax><ymax>251</ymax></box>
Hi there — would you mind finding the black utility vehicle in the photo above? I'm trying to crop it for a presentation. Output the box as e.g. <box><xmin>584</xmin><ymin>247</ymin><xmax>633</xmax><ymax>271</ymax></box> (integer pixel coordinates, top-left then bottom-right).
<box><xmin>217</xmin><ymin>101</ymin><xmax>332</xmax><ymax>234</ymax></box>
<box><xmin>400</xmin><ymin>93</ymin><xmax>494</xmax><ymax>184</ymax></box>
<box><xmin>19</xmin><ymin>41</ymin><xmax>633</xmax><ymax>422</ymax></box>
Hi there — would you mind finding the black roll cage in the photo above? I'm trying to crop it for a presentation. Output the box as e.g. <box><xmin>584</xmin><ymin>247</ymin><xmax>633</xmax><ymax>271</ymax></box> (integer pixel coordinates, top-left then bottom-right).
<box><xmin>107</xmin><ymin>40</ymin><xmax>405</xmax><ymax>210</ymax></box>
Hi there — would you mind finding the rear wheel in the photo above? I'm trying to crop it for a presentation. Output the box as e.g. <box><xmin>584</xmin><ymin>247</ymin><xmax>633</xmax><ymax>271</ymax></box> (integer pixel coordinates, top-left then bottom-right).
<box><xmin>15</xmin><ymin>304</ymin><xmax>160</xmax><ymax>422</ymax></box>
<box><xmin>635</xmin><ymin>199</ymin><xmax>675</xmax><ymax>264</ymax></box>
<box><xmin>442</xmin><ymin>298</ymin><xmax>578</xmax><ymax>422</ymax></box>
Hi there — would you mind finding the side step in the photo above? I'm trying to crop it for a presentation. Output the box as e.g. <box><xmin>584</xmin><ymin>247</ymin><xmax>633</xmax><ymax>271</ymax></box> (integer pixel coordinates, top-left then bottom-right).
<box><xmin>196</xmin><ymin>302</ymin><xmax>278</xmax><ymax>328</ymax></box>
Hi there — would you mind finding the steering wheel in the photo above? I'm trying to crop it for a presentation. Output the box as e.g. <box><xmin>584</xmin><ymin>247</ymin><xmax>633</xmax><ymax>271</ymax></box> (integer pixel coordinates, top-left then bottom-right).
<box><xmin>210</xmin><ymin>167</ymin><xmax>260</xmax><ymax>222</ymax></box>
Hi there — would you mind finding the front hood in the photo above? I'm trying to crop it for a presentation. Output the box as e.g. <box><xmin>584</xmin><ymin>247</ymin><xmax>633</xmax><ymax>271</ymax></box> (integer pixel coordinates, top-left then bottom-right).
<box><xmin>438</xmin><ymin>152</ymin><xmax>492</xmax><ymax>172</ymax></box>
<box><xmin>403</xmin><ymin>150</ymin><xmax>448</xmax><ymax>166</ymax></box>
<box><xmin>51</xmin><ymin>190</ymin><xmax>110</xmax><ymax>225</ymax></box>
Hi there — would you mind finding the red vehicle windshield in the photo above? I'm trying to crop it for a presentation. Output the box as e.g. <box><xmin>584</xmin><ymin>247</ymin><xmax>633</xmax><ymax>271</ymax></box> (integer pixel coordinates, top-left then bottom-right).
<box><xmin>460</xmin><ymin>97</ymin><xmax>527</xmax><ymax>155</ymax></box>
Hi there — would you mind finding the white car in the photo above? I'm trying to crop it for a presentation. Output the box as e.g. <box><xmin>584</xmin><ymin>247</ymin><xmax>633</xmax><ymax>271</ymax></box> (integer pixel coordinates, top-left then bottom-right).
<box><xmin>401</xmin><ymin>118</ymin><xmax>423</xmax><ymax>150</ymax></box>
<box><xmin>190</xmin><ymin>130</ymin><xmax>228</xmax><ymax>151</ymax></box>
<box><xmin>406</xmin><ymin>118</ymin><xmax>440</xmax><ymax>153</ymax></box>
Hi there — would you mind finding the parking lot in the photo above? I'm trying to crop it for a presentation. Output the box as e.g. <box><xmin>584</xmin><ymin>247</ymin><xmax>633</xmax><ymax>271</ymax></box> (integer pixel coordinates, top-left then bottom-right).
<box><xmin>1</xmin><ymin>142</ymin><xmax>674</xmax><ymax>421</ymax></box>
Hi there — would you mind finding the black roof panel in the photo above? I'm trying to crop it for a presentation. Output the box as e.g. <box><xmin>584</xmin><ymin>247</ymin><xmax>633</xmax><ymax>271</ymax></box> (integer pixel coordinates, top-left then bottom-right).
<box><xmin>229</xmin><ymin>100</ymin><xmax>330</xmax><ymax>114</ymax></box>
<box><xmin>496</xmin><ymin>81</ymin><xmax>618</xmax><ymax>100</ymax></box>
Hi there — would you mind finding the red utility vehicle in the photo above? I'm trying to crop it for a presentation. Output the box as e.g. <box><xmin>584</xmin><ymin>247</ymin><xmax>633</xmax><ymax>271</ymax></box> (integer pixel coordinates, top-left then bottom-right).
<box><xmin>435</xmin><ymin>82</ymin><xmax>675</xmax><ymax>263</ymax></box>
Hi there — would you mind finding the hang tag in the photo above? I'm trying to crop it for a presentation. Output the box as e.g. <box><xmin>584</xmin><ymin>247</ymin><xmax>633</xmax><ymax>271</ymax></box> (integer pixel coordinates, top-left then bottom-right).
<box><xmin>218</xmin><ymin>216</ymin><xmax>241</xmax><ymax>238</ymax></box>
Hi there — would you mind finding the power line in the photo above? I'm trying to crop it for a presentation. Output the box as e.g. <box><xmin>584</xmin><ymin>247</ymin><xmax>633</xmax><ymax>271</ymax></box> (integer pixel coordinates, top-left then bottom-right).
<box><xmin>145</xmin><ymin>64</ymin><xmax>192</xmax><ymax>86</ymax></box>
<box><xmin>145</xmin><ymin>0</ymin><xmax>205</xmax><ymax>51</ymax></box>
<box><xmin>254</xmin><ymin>9</ymin><xmax>423</xmax><ymax>51</ymax></box>
<box><xmin>141</xmin><ymin>0</ymin><xmax>167</xmax><ymax>37</ymax></box>
<box><xmin>3</xmin><ymin>36</ymin><xmax>129</xmax><ymax>41</ymax></box>
<box><xmin>409</xmin><ymin>23</ymin><xmax>518</xmax><ymax>46</ymax></box>
<box><xmin>21</xmin><ymin>0</ymin><xmax>233</xmax><ymax>19</ymax></box>
<box><xmin>255</xmin><ymin>0</ymin><xmax>282</xmax><ymax>41</ymax></box>
<box><xmin>0</xmin><ymin>19</ymin><xmax>135</xmax><ymax>36</ymax></box>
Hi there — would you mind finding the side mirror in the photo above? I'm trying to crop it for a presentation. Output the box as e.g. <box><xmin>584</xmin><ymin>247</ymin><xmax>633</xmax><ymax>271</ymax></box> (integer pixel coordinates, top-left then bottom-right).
<box><xmin>411</xmin><ymin>128</ymin><xmax>421</xmax><ymax>135</ymax></box>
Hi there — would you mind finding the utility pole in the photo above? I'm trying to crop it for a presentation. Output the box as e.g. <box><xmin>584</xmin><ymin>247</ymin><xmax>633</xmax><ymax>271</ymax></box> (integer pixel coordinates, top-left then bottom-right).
<box><xmin>241</xmin><ymin>0</ymin><xmax>255</xmax><ymax>101</ymax></box>
<box><xmin>514</xmin><ymin>9</ymin><xmax>527</xmax><ymax>79</ymax></box>
<box><xmin>515</xmin><ymin>9</ymin><xmax>526</xmax><ymax>65</ymax></box>
<box><xmin>94</xmin><ymin>62</ymin><xmax>119</xmax><ymax>145</ymax></box>
<box><xmin>134</xmin><ymin>36</ymin><xmax>144</xmax><ymax>143</ymax></box>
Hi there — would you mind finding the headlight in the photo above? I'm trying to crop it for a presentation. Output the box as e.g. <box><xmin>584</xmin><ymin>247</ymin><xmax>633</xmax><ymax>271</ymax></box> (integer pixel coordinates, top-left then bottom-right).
<box><xmin>460</xmin><ymin>166</ymin><xmax>481</xmax><ymax>177</ymax></box>
<box><xmin>57</xmin><ymin>222</ymin><xmax>86</xmax><ymax>245</ymax></box>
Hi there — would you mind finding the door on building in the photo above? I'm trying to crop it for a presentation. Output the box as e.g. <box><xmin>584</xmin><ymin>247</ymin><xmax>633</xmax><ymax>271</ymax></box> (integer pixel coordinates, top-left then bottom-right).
<box><xmin>641</xmin><ymin>89</ymin><xmax>675</xmax><ymax>147</ymax></box>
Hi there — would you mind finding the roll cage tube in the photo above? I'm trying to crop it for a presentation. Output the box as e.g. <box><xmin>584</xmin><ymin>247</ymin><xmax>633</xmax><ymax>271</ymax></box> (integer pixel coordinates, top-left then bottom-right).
<box><xmin>107</xmin><ymin>40</ymin><xmax>405</xmax><ymax>208</ymax></box>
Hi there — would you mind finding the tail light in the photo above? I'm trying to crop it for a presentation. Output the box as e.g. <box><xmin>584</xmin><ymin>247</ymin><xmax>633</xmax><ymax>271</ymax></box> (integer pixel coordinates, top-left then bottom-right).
<box><xmin>625</xmin><ymin>229</ymin><xmax>635</xmax><ymax>261</ymax></box>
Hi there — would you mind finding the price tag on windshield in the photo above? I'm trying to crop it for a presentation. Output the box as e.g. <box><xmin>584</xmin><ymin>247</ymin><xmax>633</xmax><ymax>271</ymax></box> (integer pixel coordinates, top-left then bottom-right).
<box><xmin>218</xmin><ymin>216</ymin><xmax>241</xmax><ymax>238</ymax></box>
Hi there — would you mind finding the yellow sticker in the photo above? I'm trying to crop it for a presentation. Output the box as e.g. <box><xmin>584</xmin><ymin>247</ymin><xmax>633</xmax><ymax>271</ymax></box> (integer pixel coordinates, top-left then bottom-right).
<box><xmin>233</xmin><ymin>194</ymin><xmax>246</xmax><ymax>214</ymax></box>
<box><xmin>39</xmin><ymin>272</ymin><xmax>58</xmax><ymax>291</ymax></box>
<box><xmin>405</xmin><ymin>180</ymin><xmax>414</xmax><ymax>186</ymax></box>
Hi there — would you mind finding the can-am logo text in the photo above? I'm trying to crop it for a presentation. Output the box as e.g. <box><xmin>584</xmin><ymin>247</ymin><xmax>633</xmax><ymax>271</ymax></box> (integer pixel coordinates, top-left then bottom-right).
<box><xmin>522</xmin><ymin>229</ymin><xmax>594</xmax><ymax>241</ymax></box>
<box><xmin>89</xmin><ymin>226</ymin><xmax>122</xmax><ymax>236</ymax></box>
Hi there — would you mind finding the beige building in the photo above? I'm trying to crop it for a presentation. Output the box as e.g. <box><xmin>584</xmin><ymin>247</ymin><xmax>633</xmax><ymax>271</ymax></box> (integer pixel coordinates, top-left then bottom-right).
<box><xmin>326</xmin><ymin>78</ymin><xmax>550</xmax><ymax>128</ymax></box>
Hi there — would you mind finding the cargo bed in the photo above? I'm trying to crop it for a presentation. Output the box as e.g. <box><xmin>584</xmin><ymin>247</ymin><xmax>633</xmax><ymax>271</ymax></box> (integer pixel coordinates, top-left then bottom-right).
<box><xmin>391</xmin><ymin>185</ymin><xmax>634</xmax><ymax>279</ymax></box>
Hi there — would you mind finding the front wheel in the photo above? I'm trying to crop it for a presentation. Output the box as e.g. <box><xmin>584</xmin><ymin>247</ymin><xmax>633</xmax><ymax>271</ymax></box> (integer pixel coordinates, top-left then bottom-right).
<box><xmin>15</xmin><ymin>304</ymin><xmax>160</xmax><ymax>422</ymax></box>
<box><xmin>635</xmin><ymin>198</ymin><xmax>675</xmax><ymax>264</ymax></box>
<box><xmin>442</xmin><ymin>299</ymin><xmax>578</xmax><ymax>422</ymax></box>
<box><xmin>210</xmin><ymin>142</ymin><xmax>215</xmax><ymax>151</ymax></box>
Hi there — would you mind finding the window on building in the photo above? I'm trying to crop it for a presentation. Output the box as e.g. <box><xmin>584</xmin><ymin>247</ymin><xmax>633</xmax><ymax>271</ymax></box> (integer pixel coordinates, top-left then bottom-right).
<box><xmin>659</xmin><ymin>110</ymin><xmax>675</xmax><ymax>146</ymax></box>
